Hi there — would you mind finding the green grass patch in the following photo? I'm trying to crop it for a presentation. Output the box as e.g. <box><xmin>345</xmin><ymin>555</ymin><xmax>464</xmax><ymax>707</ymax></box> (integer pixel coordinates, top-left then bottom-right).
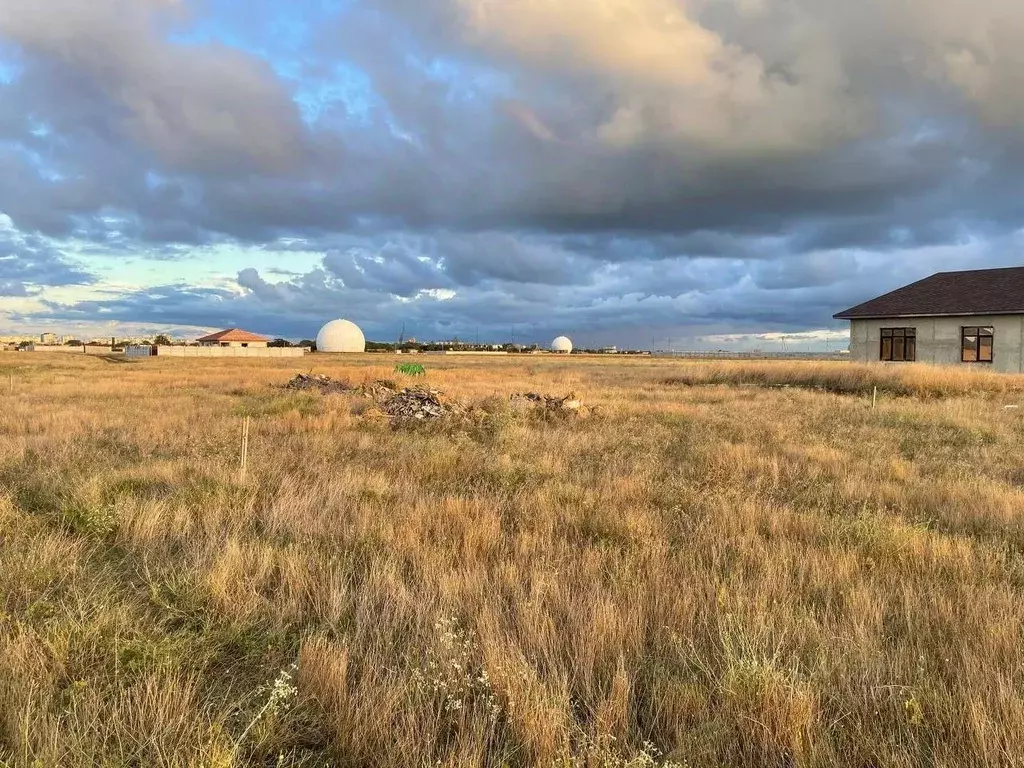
<box><xmin>395</xmin><ymin>363</ymin><xmax>426</xmax><ymax>376</ymax></box>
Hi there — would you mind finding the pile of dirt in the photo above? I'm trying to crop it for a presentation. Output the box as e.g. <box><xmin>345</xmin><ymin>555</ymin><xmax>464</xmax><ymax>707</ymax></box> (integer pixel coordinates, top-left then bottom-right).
<box><xmin>284</xmin><ymin>373</ymin><xmax>354</xmax><ymax>394</ymax></box>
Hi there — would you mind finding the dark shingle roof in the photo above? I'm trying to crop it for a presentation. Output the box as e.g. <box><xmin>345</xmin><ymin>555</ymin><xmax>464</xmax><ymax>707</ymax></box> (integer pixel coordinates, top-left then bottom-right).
<box><xmin>834</xmin><ymin>267</ymin><xmax>1024</xmax><ymax>319</ymax></box>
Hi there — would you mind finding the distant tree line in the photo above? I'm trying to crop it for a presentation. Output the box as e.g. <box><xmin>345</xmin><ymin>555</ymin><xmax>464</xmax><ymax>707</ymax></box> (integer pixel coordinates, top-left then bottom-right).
<box><xmin>366</xmin><ymin>341</ymin><xmax>543</xmax><ymax>353</ymax></box>
<box><xmin>269</xmin><ymin>338</ymin><xmax>316</xmax><ymax>349</ymax></box>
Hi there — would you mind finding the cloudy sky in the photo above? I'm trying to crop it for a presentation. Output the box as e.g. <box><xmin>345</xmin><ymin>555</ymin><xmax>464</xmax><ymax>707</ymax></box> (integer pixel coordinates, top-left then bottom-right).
<box><xmin>2</xmin><ymin>0</ymin><xmax>1023</xmax><ymax>348</ymax></box>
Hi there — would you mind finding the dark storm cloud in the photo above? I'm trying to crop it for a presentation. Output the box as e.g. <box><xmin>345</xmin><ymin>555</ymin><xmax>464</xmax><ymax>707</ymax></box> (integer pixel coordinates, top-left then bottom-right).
<box><xmin>323</xmin><ymin>243</ymin><xmax>449</xmax><ymax>297</ymax></box>
<box><xmin>437</xmin><ymin>233</ymin><xmax>595</xmax><ymax>286</ymax></box>
<box><xmin>0</xmin><ymin>228</ymin><xmax>95</xmax><ymax>295</ymax></box>
<box><xmin>40</xmin><ymin>283</ymin><xmax>272</xmax><ymax>333</ymax></box>
<box><xmin>753</xmin><ymin>252</ymin><xmax>861</xmax><ymax>291</ymax></box>
<box><xmin>300</xmin><ymin>0</ymin><xmax>1024</xmax><ymax>242</ymax></box>
<box><xmin>0</xmin><ymin>0</ymin><xmax>1005</xmax><ymax>243</ymax></box>
<box><xmin>6</xmin><ymin>0</ymin><xmax>1024</xmax><ymax>342</ymax></box>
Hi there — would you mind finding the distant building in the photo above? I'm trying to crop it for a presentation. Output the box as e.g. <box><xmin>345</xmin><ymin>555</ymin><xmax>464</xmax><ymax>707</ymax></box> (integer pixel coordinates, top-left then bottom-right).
<box><xmin>40</xmin><ymin>332</ymin><xmax>58</xmax><ymax>345</ymax></box>
<box><xmin>835</xmin><ymin>266</ymin><xmax>1024</xmax><ymax>373</ymax></box>
<box><xmin>196</xmin><ymin>328</ymin><xmax>269</xmax><ymax>348</ymax></box>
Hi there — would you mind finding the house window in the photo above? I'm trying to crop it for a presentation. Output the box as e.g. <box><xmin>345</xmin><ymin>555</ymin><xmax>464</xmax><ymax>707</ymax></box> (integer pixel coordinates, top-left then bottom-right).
<box><xmin>961</xmin><ymin>327</ymin><xmax>994</xmax><ymax>363</ymax></box>
<box><xmin>880</xmin><ymin>328</ymin><xmax>916</xmax><ymax>362</ymax></box>
<box><xmin>241</xmin><ymin>343</ymin><xmax>249</xmax><ymax>348</ymax></box>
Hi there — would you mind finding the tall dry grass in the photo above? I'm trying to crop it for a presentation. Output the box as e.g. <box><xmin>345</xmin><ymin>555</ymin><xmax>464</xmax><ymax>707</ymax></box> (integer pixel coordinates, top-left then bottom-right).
<box><xmin>663</xmin><ymin>358</ymin><xmax>1024</xmax><ymax>398</ymax></box>
<box><xmin>3</xmin><ymin>354</ymin><xmax>1024</xmax><ymax>766</ymax></box>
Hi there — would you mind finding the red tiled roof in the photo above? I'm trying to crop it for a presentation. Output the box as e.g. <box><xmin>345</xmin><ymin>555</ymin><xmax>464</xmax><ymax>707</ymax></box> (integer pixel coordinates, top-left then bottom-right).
<box><xmin>196</xmin><ymin>328</ymin><xmax>269</xmax><ymax>343</ymax></box>
<box><xmin>835</xmin><ymin>267</ymin><xmax>1024</xmax><ymax>319</ymax></box>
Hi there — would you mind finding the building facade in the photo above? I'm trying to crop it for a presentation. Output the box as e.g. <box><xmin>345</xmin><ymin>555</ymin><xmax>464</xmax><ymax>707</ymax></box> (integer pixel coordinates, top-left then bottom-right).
<box><xmin>836</xmin><ymin>267</ymin><xmax>1024</xmax><ymax>373</ymax></box>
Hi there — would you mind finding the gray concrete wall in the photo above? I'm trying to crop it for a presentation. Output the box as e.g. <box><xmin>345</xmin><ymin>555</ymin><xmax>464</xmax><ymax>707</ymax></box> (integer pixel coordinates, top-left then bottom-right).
<box><xmin>422</xmin><ymin>351</ymin><xmax>509</xmax><ymax>356</ymax></box>
<box><xmin>30</xmin><ymin>345</ymin><xmax>113</xmax><ymax>355</ymax></box>
<box><xmin>156</xmin><ymin>346</ymin><xmax>306</xmax><ymax>358</ymax></box>
<box><xmin>849</xmin><ymin>316</ymin><xmax>1024</xmax><ymax>373</ymax></box>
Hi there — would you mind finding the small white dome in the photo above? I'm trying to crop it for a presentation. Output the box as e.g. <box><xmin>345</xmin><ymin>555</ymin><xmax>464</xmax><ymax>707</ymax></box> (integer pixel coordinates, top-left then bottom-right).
<box><xmin>551</xmin><ymin>335</ymin><xmax>573</xmax><ymax>353</ymax></box>
<box><xmin>316</xmin><ymin>319</ymin><xmax>366</xmax><ymax>353</ymax></box>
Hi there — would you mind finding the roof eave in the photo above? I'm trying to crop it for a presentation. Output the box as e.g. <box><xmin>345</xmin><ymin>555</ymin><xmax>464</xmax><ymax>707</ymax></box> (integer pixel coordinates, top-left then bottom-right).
<box><xmin>835</xmin><ymin>310</ymin><xmax>1024</xmax><ymax>320</ymax></box>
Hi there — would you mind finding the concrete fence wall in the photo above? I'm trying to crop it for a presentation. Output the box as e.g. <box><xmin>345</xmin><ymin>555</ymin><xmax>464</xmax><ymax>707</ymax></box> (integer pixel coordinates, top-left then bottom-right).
<box><xmin>422</xmin><ymin>350</ymin><xmax>509</xmax><ymax>356</ymax></box>
<box><xmin>155</xmin><ymin>346</ymin><xmax>307</xmax><ymax>358</ymax></box>
<box><xmin>653</xmin><ymin>351</ymin><xmax>849</xmax><ymax>361</ymax></box>
<box><xmin>23</xmin><ymin>344</ymin><xmax>307</xmax><ymax>358</ymax></box>
<box><xmin>30</xmin><ymin>345</ymin><xmax>114</xmax><ymax>354</ymax></box>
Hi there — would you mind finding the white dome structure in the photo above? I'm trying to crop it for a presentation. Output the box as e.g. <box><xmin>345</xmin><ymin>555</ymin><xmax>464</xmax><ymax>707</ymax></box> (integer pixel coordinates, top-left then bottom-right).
<box><xmin>316</xmin><ymin>319</ymin><xmax>366</xmax><ymax>353</ymax></box>
<box><xmin>551</xmin><ymin>335</ymin><xmax>573</xmax><ymax>353</ymax></box>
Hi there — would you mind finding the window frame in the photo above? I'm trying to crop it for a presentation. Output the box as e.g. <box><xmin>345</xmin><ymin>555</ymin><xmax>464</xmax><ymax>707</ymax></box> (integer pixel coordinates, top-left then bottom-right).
<box><xmin>961</xmin><ymin>326</ymin><xmax>994</xmax><ymax>364</ymax></box>
<box><xmin>879</xmin><ymin>327</ymin><xmax>917</xmax><ymax>362</ymax></box>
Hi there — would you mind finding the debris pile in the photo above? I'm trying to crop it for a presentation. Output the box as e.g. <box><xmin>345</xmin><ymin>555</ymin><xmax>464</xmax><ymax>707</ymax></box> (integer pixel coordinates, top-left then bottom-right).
<box><xmin>511</xmin><ymin>391</ymin><xmax>587</xmax><ymax>415</ymax></box>
<box><xmin>284</xmin><ymin>374</ymin><xmax>460</xmax><ymax>420</ymax></box>
<box><xmin>356</xmin><ymin>379</ymin><xmax>393</xmax><ymax>401</ymax></box>
<box><xmin>379</xmin><ymin>386</ymin><xmax>457</xmax><ymax>420</ymax></box>
<box><xmin>284</xmin><ymin>374</ymin><xmax>593</xmax><ymax>422</ymax></box>
<box><xmin>284</xmin><ymin>373</ymin><xmax>354</xmax><ymax>394</ymax></box>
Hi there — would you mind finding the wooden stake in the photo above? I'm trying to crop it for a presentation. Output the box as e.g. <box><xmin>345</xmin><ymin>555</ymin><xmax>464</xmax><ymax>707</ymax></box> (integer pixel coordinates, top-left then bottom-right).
<box><xmin>872</xmin><ymin>386</ymin><xmax>878</xmax><ymax>409</ymax></box>
<box><xmin>239</xmin><ymin>416</ymin><xmax>250</xmax><ymax>483</ymax></box>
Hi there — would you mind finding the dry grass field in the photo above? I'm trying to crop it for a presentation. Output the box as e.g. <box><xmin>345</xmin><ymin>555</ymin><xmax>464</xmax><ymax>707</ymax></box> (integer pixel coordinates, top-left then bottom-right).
<box><xmin>4</xmin><ymin>353</ymin><xmax>1024</xmax><ymax>767</ymax></box>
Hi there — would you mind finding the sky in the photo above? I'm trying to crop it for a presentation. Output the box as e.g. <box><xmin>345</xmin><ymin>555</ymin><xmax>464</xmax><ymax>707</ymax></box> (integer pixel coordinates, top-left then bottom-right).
<box><xmin>2</xmin><ymin>0</ymin><xmax>1024</xmax><ymax>349</ymax></box>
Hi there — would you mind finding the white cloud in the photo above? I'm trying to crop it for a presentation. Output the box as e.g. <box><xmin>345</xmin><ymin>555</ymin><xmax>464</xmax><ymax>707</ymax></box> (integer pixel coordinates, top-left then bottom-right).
<box><xmin>443</xmin><ymin>0</ymin><xmax>856</xmax><ymax>151</ymax></box>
